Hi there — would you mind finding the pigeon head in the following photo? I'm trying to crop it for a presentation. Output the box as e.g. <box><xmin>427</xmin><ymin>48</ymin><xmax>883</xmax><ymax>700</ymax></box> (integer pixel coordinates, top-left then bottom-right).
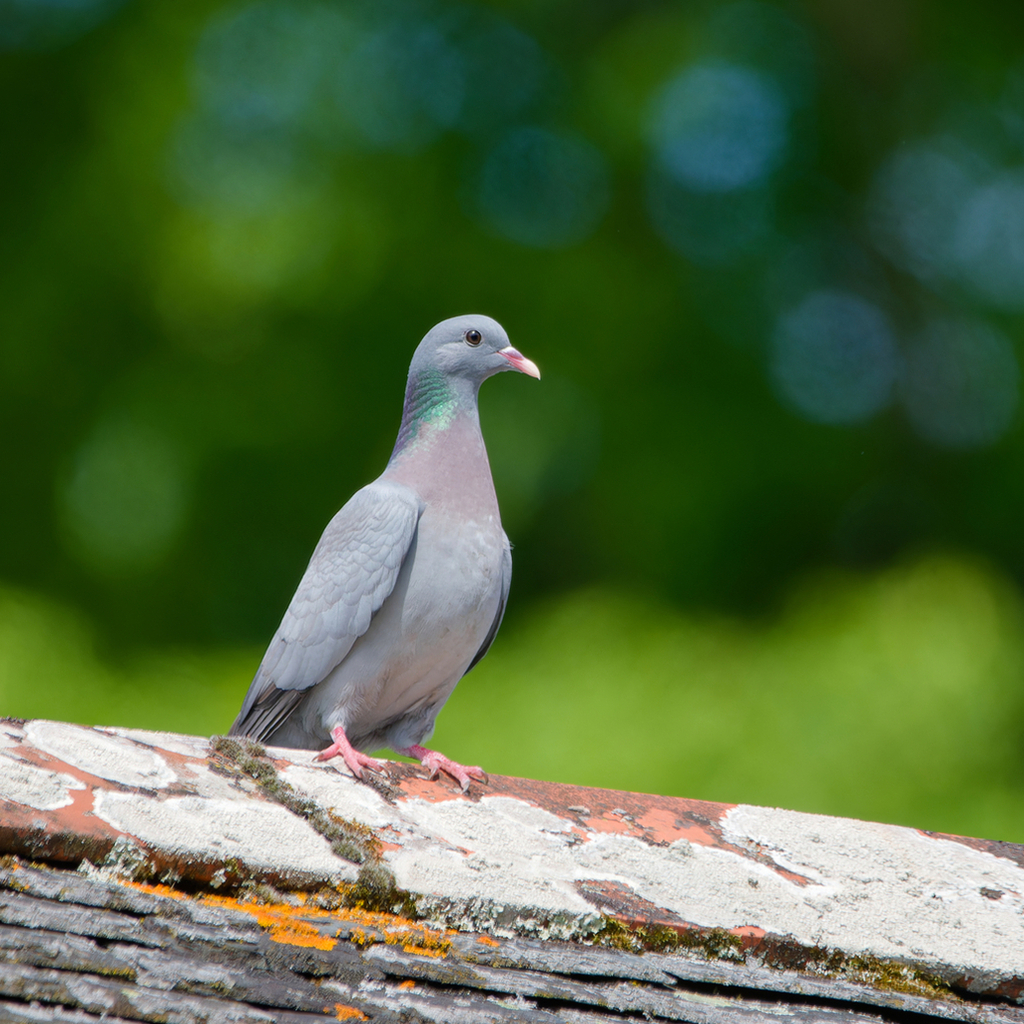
<box><xmin>391</xmin><ymin>315</ymin><xmax>539</xmax><ymax>461</ymax></box>
<box><xmin>411</xmin><ymin>315</ymin><xmax>540</xmax><ymax>385</ymax></box>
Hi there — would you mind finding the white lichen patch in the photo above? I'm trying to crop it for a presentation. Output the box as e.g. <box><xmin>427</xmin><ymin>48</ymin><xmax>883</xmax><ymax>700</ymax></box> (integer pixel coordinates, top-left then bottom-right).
<box><xmin>278</xmin><ymin>757</ymin><xmax>399</xmax><ymax>830</ymax></box>
<box><xmin>108</xmin><ymin>726</ymin><xmax>211</xmax><ymax>759</ymax></box>
<box><xmin>0</xmin><ymin>723</ymin><xmax>23</xmax><ymax>750</ymax></box>
<box><xmin>715</xmin><ymin>804</ymin><xmax>1024</xmax><ymax>974</ymax></box>
<box><xmin>384</xmin><ymin>794</ymin><xmax>817</xmax><ymax>935</ymax></box>
<box><xmin>293</xmin><ymin>780</ymin><xmax>1024</xmax><ymax>979</ymax></box>
<box><xmin>280</xmin><ymin>759</ymin><xmax>484</xmax><ymax>862</ymax></box>
<box><xmin>0</xmin><ymin>754</ymin><xmax>86</xmax><ymax>811</ymax></box>
<box><xmin>92</xmin><ymin>791</ymin><xmax>357</xmax><ymax>884</ymax></box>
<box><xmin>25</xmin><ymin>720</ymin><xmax>177</xmax><ymax>790</ymax></box>
<box><xmin>385</xmin><ymin>795</ymin><xmax>595</xmax><ymax>917</ymax></box>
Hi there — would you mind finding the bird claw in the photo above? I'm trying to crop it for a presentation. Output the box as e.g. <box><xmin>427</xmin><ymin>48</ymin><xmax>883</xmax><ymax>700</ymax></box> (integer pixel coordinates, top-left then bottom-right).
<box><xmin>316</xmin><ymin>727</ymin><xmax>384</xmax><ymax>780</ymax></box>
<box><xmin>404</xmin><ymin>745</ymin><xmax>486</xmax><ymax>792</ymax></box>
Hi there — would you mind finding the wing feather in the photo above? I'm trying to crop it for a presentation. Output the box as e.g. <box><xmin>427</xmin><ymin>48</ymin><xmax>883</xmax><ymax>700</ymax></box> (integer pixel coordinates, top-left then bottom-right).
<box><xmin>230</xmin><ymin>480</ymin><xmax>422</xmax><ymax>740</ymax></box>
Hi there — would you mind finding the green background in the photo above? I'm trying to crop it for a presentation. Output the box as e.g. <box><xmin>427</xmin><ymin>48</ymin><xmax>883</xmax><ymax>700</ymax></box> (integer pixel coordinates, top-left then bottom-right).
<box><xmin>3</xmin><ymin>0</ymin><xmax>1024</xmax><ymax>842</ymax></box>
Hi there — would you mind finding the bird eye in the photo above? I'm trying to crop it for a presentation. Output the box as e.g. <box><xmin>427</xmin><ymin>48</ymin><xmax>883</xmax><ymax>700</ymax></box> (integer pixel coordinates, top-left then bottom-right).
<box><xmin>464</xmin><ymin>329</ymin><xmax>482</xmax><ymax>347</ymax></box>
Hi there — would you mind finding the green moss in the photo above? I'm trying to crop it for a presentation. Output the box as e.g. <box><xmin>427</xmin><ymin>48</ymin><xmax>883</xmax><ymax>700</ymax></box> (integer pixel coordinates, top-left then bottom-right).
<box><xmin>211</xmin><ymin>734</ymin><xmax>385</xmax><ymax>867</ymax></box>
<box><xmin>238</xmin><ymin>879</ymin><xmax>291</xmax><ymax>905</ymax></box>
<box><xmin>93</xmin><ymin>963</ymin><xmax>137</xmax><ymax>982</ymax></box>
<box><xmin>593</xmin><ymin>917</ymin><xmax>954</xmax><ymax>1003</ymax></box>
<box><xmin>343</xmin><ymin>861</ymin><xmax>417</xmax><ymax>917</ymax></box>
<box><xmin>592</xmin><ymin>917</ymin><xmax>743</xmax><ymax>960</ymax></box>
<box><xmin>761</xmin><ymin>942</ymin><xmax>954</xmax><ymax>1000</ymax></box>
<box><xmin>843</xmin><ymin>954</ymin><xmax>951</xmax><ymax>999</ymax></box>
<box><xmin>208</xmin><ymin>734</ymin><xmax>417</xmax><ymax>917</ymax></box>
<box><xmin>683</xmin><ymin>927</ymin><xmax>744</xmax><ymax>960</ymax></box>
<box><xmin>304</xmin><ymin>885</ymin><xmax>346</xmax><ymax>912</ymax></box>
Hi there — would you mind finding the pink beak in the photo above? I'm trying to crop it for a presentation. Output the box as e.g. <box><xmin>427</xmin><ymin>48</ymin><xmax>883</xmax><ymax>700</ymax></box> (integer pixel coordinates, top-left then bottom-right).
<box><xmin>498</xmin><ymin>346</ymin><xmax>541</xmax><ymax>379</ymax></box>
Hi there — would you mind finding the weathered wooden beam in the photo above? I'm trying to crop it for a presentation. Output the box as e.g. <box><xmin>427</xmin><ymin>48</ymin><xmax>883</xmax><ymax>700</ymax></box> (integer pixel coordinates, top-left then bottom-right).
<box><xmin>0</xmin><ymin>717</ymin><xmax>1021</xmax><ymax>1022</ymax></box>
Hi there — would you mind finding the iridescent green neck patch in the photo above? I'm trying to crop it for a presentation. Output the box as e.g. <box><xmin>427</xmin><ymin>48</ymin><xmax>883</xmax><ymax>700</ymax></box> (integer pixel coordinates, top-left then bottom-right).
<box><xmin>392</xmin><ymin>368</ymin><xmax>458</xmax><ymax>456</ymax></box>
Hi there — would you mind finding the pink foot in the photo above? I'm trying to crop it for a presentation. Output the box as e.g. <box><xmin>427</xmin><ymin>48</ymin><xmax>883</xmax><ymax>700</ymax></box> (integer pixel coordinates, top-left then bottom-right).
<box><xmin>316</xmin><ymin>725</ymin><xmax>384</xmax><ymax>779</ymax></box>
<box><xmin>402</xmin><ymin>745</ymin><xmax>486</xmax><ymax>792</ymax></box>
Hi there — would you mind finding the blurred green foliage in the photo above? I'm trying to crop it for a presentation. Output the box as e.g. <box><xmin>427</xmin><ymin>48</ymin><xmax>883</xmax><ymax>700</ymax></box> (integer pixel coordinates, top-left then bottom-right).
<box><xmin>3</xmin><ymin>0</ymin><xmax>1024</xmax><ymax>839</ymax></box>
<box><xmin>4</xmin><ymin>555</ymin><xmax>1023</xmax><ymax>840</ymax></box>
<box><xmin>434</xmin><ymin>555</ymin><xmax>1024</xmax><ymax>842</ymax></box>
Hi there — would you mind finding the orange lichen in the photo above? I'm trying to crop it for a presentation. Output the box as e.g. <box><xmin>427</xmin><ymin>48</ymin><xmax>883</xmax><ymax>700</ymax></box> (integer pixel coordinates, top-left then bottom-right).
<box><xmin>2</xmin><ymin>860</ymin><xmax>28</xmax><ymax>893</ymax></box>
<box><xmin>476</xmin><ymin>935</ymin><xmax>499</xmax><ymax>947</ymax></box>
<box><xmin>334</xmin><ymin>1005</ymin><xmax>368</xmax><ymax>1021</ymax></box>
<box><xmin>121</xmin><ymin>879</ymin><xmax>453</xmax><ymax>956</ymax></box>
<box><xmin>318</xmin><ymin>900</ymin><xmax>443</xmax><ymax>937</ymax></box>
<box><xmin>398</xmin><ymin>980</ymin><xmax>416</xmax><ymax>990</ymax></box>
<box><xmin>384</xmin><ymin>925</ymin><xmax>451</xmax><ymax>956</ymax></box>
<box><xmin>270</xmin><ymin>925</ymin><xmax>334</xmax><ymax>950</ymax></box>
<box><xmin>123</xmin><ymin>882</ymin><xmax>336</xmax><ymax>951</ymax></box>
<box><xmin>202</xmin><ymin>894</ymin><xmax>337</xmax><ymax>950</ymax></box>
<box><xmin>404</xmin><ymin>943</ymin><xmax>446</xmax><ymax>958</ymax></box>
<box><xmin>126</xmin><ymin>881</ymin><xmax>187</xmax><ymax>901</ymax></box>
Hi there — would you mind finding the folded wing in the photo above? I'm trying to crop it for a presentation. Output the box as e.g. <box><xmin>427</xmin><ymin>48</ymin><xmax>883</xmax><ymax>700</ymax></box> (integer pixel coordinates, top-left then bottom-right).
<box><xmin>230</xmin><ymin>480</ymin><xmax>423</xmax><ymax>741</ymax></box>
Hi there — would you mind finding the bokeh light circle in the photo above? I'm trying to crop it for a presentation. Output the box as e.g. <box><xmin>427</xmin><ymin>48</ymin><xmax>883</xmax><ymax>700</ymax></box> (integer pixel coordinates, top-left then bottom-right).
<box><xmin>771</xmin><ymin>290</ymin><xmax>898</xmax><ymax>425</ymax></box>
<box><xmin>902</xmin><ymin>317</ymin><xmax>1019</xmax><ymax>450</ymax></box>
<box><xmin>333</xmin><ymin>20</ymin><xmax>464</xmax><ymax>152</ymax></box>
<box><xmin>650</xmin><ymin>61</ymin><xmax>788</xmax><ymax>193</ymax></box>
<box><xmin>868</xmin><ymin>144</ymin><xmax>974</xmax><ymax>284</ymax></box>
<box><xmin>195</xmin><ymin>0</ymin><xmax>346</xmax><ymax>133</ymax></box>
<box><xmin>953</xmin><ymin>173</ymin><xmax>1024</xmax><ymax>310</ymax></box>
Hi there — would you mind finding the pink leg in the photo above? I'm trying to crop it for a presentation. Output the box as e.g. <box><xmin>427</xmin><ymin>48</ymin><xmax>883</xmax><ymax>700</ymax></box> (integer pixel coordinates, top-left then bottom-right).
<box><xmin>316</xmin><ymin>725</ymin><xmax>384</xmax><ymax>779</ymax></box>
<box><xmin>401</xmin><ymin>745</ymin><xmax>486</xmax><ymax>792</ymax></box>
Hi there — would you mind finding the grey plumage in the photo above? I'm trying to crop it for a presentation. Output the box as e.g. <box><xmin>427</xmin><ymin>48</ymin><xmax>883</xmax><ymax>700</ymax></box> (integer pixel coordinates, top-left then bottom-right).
<box><xmin>229</xmin><ymin>315</ymin><xmax>538</xmax><ymax>788</ymax></box>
